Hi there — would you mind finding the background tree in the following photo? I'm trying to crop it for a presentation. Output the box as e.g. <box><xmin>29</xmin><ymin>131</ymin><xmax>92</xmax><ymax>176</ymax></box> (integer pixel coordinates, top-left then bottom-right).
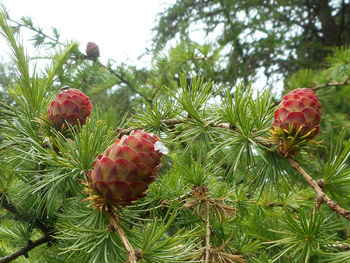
<box><xmin>0</xmin><ymin>61</ymin><xmax>16</xmax><ymax>104</ymax></box>
<box><xmin>154</xmin><ymin>0</ymin><xmax>350</xmax><ymax>85</ymax></box>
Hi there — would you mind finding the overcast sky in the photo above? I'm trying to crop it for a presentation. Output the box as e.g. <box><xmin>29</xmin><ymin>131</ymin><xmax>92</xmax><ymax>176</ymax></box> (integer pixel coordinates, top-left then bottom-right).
<box><xmin>0</xmin><ymin>0</ymin><xmax>174</xmax><ymax>67</ymax></box>
<box><xmin>0</xmin><ymin>0</ymin><xmax>282</xmax><ymax>95</ymax></box>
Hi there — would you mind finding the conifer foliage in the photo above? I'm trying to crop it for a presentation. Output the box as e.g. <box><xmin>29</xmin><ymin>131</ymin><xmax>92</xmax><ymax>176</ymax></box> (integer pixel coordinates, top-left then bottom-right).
<box><xmin>1</xmin><ymin>9</ymin><xmax>350</xmax><ymax>263</ymax></box>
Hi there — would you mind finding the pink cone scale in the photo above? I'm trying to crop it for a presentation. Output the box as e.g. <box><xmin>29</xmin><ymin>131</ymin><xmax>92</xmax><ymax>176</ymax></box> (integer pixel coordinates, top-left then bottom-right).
<box><xmin>87</xmin><ymin>130</ymin><xmax>163</xmax><ymax>207</ymax></box>
<box><xmin>273</xmin><ymin>88</ymin><xmax>321</xmax><ymax>138</ymax></box>
<box><xmin>47</xmin><ymin>88</ymin><xmax>92</xmax><ymax>129</ymax></box>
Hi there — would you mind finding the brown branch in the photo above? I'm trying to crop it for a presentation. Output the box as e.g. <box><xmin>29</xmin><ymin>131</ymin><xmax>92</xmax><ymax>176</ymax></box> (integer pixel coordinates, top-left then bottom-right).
<box><xmin>116</xmin><ymin>127</ymin><xmax>139</xmax><ymax>137</ymax></box>
<box><xmin>78</xmin><ymin>53</ymin><xmax>152</xmax><ymax>103</ymax></box>
<box><xmin>312</xmin><ymin>179</ymin><xmax>325</xmax><ymax>217</ymax></box>
<box><xmin>94</xmin><ymin>61</ymin><xmax>152</xmax><ymax>104</ymax></box>
<box><xmin>205</xmin><ymin>196</ymin><xmax>211</xmax><ymax>262</ymax></box>
<box><xmin>160</xmin><ymin>190</ymin><xmax>192</xmax><ymax>208</ymax></box>
<box><xmin>0</xmin><ymin>143</ymin><xmax>17</xmax><ymax>152</ymax></box>
<box><xmin>163</xmin><ymin>119</ymin><xmax>186</xmax><ymax>126</ymax></box>
<box><xmin>108</xmin><ymin>215</ymin><xmax>139</xmax><ymax>263</ymax></box>
<box><xmin>116</xmin><ymin>119</ymin><xmax>186</xmax><ymax>137</ymax></box>
<box><xmin>310</xmin><ymin>75</ymin><xmax>350</xmax><ymax>91</ymax></box>
<box><xmin>287</xmin><ymin>158</ymin><xmax>350</xmax><ymax>221</ymax></box>
<box><xmin>115</xmin><ymin>118</ymin><xmax>235</xmax><ymax>138</ymax></box>
<box><xmin>0</xmin><ymin>192</ymin><xmax>54</xmax><ymax>234</ymax></box>
<box><xmin>0</xmin><ymin>192</ymin><xmax>19</xmax><ymax>216</ymax></box>
<box><xmin>0</xmin><ymin>234</ymin><xmax>51</xmax><ymax>263</ymax></box>
<box><xmin>247</xmin><ymin>200</ymin><xmax>299</xmax><ymax>213</ymax></box>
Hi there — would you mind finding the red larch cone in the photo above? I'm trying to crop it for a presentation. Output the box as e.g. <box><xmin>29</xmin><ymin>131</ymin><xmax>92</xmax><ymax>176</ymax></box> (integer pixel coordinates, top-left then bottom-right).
<box><xmin>86</xmin><ymin>42</ymin><xmax>100</xmax><ymax>60</ymax></box>
<box><xmin>47</xmin><ymin>88</ymin><xmax>92</xmax><ymax>129</ymax></box>
<box><xmin>87</xmin><ymin>130</ymin><xmax>165</xmax><ymax>210</ymax></box>
<box><xmin>271</xmin><ymin>88</ymin><xmax>322</xmax><ymax>156</ymax></box>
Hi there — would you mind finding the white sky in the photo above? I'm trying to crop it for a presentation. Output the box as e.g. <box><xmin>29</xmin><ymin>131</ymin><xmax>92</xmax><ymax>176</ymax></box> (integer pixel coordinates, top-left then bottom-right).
<box><xmin>0</xmin><ymin>0</ymin><xmax>283</xmax><ymax>96</ymax></box>
<box><xmin>0</xmin><ymin>0</ymin><xmax>174</xmax><ymax>67</ymax></box>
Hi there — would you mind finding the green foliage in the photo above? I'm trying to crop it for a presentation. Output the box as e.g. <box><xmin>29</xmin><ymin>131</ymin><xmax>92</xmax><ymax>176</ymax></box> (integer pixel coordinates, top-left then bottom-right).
<box><xmin>1</xmin><ymin>4</ymin><xmax>350</xmax><ymax>263</ymax></box>
<box><xmin>56</xmin><ymin>204</ymin><xmax>127</xmax><ymax>263</ymax></box>
<box><xmin>152</xmin><ymin>41</ymin><xmax>223</xmax><ymax>86</ymax></box>
<box><xmin>267</xmin><ymin>211</ymin><xmax>341</xmax><ymax>263</ymax></box>
<box><xmin>138</xmin><ymin>214</ymin><xmax>198</xmax><ymax>262</ymax></box>
<box><xmin>321</xmin><ymin>130</ymin><xmax>350</xmax><ymax>203</ymax></box>
<box><xmin>154</xmin><ymin>0</ymin><xmax>350</xmax><ymax>86</ymax></box>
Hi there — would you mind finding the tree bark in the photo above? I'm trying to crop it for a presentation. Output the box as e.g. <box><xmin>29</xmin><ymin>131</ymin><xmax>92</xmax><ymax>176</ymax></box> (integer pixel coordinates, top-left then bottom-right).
<box><xmin>0</xmin><ymin>235</ymin><xmax>51</xmax><ymax>263</ymax></box>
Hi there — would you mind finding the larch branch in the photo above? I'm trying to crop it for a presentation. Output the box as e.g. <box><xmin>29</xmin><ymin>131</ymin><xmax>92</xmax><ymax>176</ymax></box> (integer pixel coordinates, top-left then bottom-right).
<box><xmin>6</xmin><ymin>18</ymin><xmax>60</xmax><ymax>44</ymax></box>
<box><xmin>0</xmin><ymin>234</ymin><xmax>51</xmax><ymax>263</ymax></box>
<box><xmin>0</xmin><ymin>143</ymin><xmax>17</xmax><ymax>152</ymax></box>
<box><xmin>310</xmin><ymin>75</ymin><xmax>350</xmax><ymax>91</ymax></box>
<box><xmin>0</xmin><ymin>192</ymin><xmax>54</xmax><ymax>234</ymax></box>
<box><xmin>287</xmin><ymin>158</ymin><xmax>350</xmax><ymax>221</ymax></box>
<box><xmin>116</xmin><ymin>119</ymin><xmax>185</xmax><ymax>137</ymax></box>
<box><xmin>205</xmin><ymin>197</ymin><xmax>211</xmax><ymax>262</ymax></box>
<box><xmin>94</xmin><ymin>60</ymin><xmax>153</xmax><ymax>104</ymax></box>
<box><xmin>108</xmin><ymin>215</ymin><xmax>139</xmax><ymax>263</ymax></box>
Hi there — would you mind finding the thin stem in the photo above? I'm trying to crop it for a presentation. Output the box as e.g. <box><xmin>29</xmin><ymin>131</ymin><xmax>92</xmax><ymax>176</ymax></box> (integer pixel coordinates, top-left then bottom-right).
<box><xmin>0</xmin><ymin>234</ymin><xmax>51</xmax><ymax>263</ymax></box>
<box><xmin>109</xmin><ymin>215</ymin><xmax>138</xmax><ymax>263</ymax></box>
<box><xmin>247</xmin><ymin>200</ymin><xmax>299</xmax><ymax>213</ymax></box>
<box><xmin>95</xmin><ymin>61</ymin><xmax>152</xmax><ymax>104</ymax></box>
<box><xmin>116</xmin><ymin>119</ymin><xmax>186</xmax><ymax>137</ymax></box>
<box><xmin>287</xmin><ymin>158</ymin><xmax>350</xmax><ymax>221</ymax></box>
<box><xmin>7</xmin><ymin>18</ymin><xmax>62</xmax><ymax>45</ymax></box>
<box><xmin>310</xmin><ymin>75</ymin><xmax>350</xmax><ymax>91</ymax></box>
<box><xmin>312</xmin><ymin>179</ymin><xmax>325</xmax><ymax>218</ymax></box>
<box><xmin>205</xmin><ymin>196</ymin><xmax>211</xmax><ymax>262</ymax></box>
<box><xmin>0</xmin><ymin>143</ymin><xmax>17</xmax><ymax>152</ymax></box>
<box><xmin>312</xmin><ymin>195</ymin><xmax>324</xmax><ymax>218</ymax></box>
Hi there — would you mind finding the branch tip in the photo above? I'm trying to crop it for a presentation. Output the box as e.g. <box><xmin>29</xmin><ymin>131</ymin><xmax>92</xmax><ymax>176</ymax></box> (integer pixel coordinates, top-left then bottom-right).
<box><xmin>287</xmin><ymin>158</ymin><xmax>350</xmax><ymax>221</ymax></box>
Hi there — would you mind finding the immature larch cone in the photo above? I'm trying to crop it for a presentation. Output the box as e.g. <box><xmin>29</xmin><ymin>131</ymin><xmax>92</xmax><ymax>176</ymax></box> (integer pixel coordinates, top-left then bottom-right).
<box><xmin>47</xmin><ymin>88</ymin><xmax>92</xmax><ymax>129</ymax></box>
<box><xmin>87</xmin><ymin>130</ymin><xmax>164</xmax><ymax>210</ymax></box>
<box><xmin>271</xmin><ymin>88</ymin><xmax>321</xmax><ymax>155</ymax></box>
<box><xmin>86</xmin><ymin>42</ymin><xmax>100</xmax><ymax>59</ymax></box>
